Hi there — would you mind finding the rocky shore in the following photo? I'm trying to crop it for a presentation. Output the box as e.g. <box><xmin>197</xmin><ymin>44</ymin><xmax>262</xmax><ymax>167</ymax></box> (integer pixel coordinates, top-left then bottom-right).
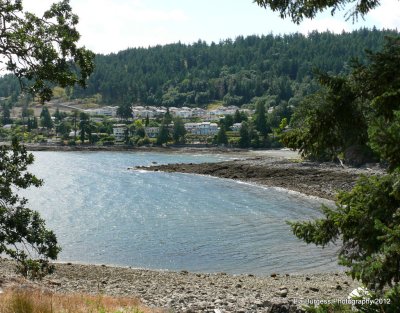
<box><xmin>0</xmin><ymin>259</ymin><xmax>359</xmax><ymax>313</ymax></box>
<box><xmin>135</xmin><ymin>155</ymin><xmax>384</xmax><ymax>200</ymax></box>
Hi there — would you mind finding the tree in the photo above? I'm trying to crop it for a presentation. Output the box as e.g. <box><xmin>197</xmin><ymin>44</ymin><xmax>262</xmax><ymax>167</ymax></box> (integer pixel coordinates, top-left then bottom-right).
<box><xmin>221</xmin><ymin>114</ymin><xmax>234</xmax><ymax>129</ymax></box>
<box><xmin>157</xmin><ymin>123</ymin><xmax>170</xmax><ymax>145</ymax></box>
<box><xmin>172</xmin><ymin>117</ymin><xmax>186</xmax><ymax>144</ymax></box>
<box><xmin>163</xmin><ymin>108</ymin><xmax>173</xmax><ymax>125</ymax></box>
<box><xmin>254</xmin><ymin>100</ymin><xmax>269</xmax><ymax>137</ymax></box>
<box><xmin>239</xmin><ymin>121</ymin><xmax>251</xmax><ymax>148</ymax></box>
<box><xmin>0</xmin><ymin>139</ymin><xmax>61</xmax><ymax>278</ymax></box>
<box><xmin>254</xmin><ymin>0</ymin><xmax>382</xmax><ymax>24</ymax></box>
<box><xmin>40</xmin><ymin>106</ymin><xmax>54</xmax><ymax>129</ymax></box>
<box><xmin>79</xmin><ymin>112</ymin><xmax>90</xmax><ymax>142</ymax></box>
<box><xmin>56</xmin><ymin>120</ymin><xmax>71</xmax><ymax>139</ymax></box>
<box><xmin>255</xmin><ymin>0</ymin><xmax>400</xmax><ymax>310</ymax></box>
<box><xmin>134</xmin><ymin>120</ymin><xmax>146</xmax><ymax>138</ymax></box>
<box><xmin>0</xmin><ymin>0</ymin><xmax>94</xmax><ymax>102</ymax></box>
<box><xmin>1</xmin><ymin>103</ymin><xmax>12</xmax><ymax>125</ymax></box>
<box><xmin>0</xmin><ymin>1</ymin><xmax>93</xmax><ymax>278</ymax></box>
<box><xmin>234</xmin><ymin>109</ymin><xmax>248</xmax><ymax>123</ymax></box>
<box><xmin>216</xmin><ymin>125</ymin><xmax>228</xmax><ymax>145</ymax></box>
<box><xmin>116</xmin><ymin>103</ymin><xmax>132</xmax><ymax>120</ymax></box>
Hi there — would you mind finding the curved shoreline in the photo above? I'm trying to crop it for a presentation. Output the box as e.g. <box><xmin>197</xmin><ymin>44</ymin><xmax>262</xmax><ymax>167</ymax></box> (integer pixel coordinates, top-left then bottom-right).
<box><xmin>135</xmin><ymin>157</ymin><xmax>384</xmax><ymax>200</ymax></box>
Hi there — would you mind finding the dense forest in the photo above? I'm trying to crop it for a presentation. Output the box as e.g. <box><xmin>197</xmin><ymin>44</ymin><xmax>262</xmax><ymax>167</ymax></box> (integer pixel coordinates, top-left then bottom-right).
<box><xmin>0</xmin><ymin>28</ymin><xmax>398</xmax><ymax>108</ymax></box>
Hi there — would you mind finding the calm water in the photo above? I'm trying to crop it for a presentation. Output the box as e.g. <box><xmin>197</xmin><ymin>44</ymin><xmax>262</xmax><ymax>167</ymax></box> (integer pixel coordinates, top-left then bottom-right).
<box><xmin>22</xmin><ymin>151</ymin><xmax>340</xmax><ymax>275</ymax></box>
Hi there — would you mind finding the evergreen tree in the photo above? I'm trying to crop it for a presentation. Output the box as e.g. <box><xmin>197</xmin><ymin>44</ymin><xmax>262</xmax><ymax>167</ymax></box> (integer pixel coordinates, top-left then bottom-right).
<box><xmin>255</xmin><ymin>0</ymin><xmax>380</xmax><ymax>23</ymax></box>
<box><xmin>117</xmin><ymin>102</ymin><xmax>132</xmax><ymax>120</ymax></box>
<box><xmin>157</xmin><ymin>123</ymin><xmax>169</xmax><ymax>145</ymax></box>
<box><xmin>239</xmin><ymin>121</ymin><xmax>251</xmax><ymax>148</ymax></box>
<box><xmin>172</xmin><ymin>117</ymin><xmax>186</xmax><ymax>144</ymax></box>
<box><xmin>40</xmin><ymin>106</ymin><xmax>53</xmax><ymax>129</ymax></box>
<box><xmin>56</xmin><ymin>121</ymin><xmax>71</xmax><ymax>139</ymax></box>
<box><xmin>79</xmin><ymin>112</ymin><xmax>90</xmax><ymax>143</ymax></box>
<box><xmin>163</xmin><ymin>108</ymin><xmax>173</xmax><ymax>125</ymax></box>
<box><xmin>284</xmin><ymin>35</ymin><xmax>400</xmax><ymax>312</ymax></box>
<box><xmin>1</xmin><ymin>103</ymin><xmax>12</xmax><ymax>125</ymax></box>
<box><xmin>254</xmin><ymin>101</ymin><xmax>269</xmax><ymax>137</ymax></box>
<box><xmin>216</xmin><ymin>125</ymin><xmax>228</xmax><ymax>145</ymax></box>
<box><xmin>234</xmin><ymin>109</ymin><xmax>247</xmax><ymax>123</ymax></box>
<box><xmin>32</xmin><ymin>116</ymin><xmax>38</xmax><ymax>129</ymax></box>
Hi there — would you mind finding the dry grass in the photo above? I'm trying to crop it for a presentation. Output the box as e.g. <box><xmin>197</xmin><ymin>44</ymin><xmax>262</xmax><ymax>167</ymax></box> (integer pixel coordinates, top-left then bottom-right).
<box><xmin>0</xmin><ymin>288</ymin><xmax>164</xmax><ymax>313</ymax></box>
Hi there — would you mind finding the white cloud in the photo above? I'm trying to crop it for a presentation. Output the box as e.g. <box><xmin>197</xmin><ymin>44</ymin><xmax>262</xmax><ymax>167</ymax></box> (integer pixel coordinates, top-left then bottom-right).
<box><xmin>18</xmin><ymin>0</ymin><xmax>400</xmax><ymax>54</ymax></box>
<box><xmin>22</xmin><ymin>0</ymin><xmax>189</xmax><ymax>53</ymax></box>
<box><xmin>368</xmin><ymin>0</ymin><xmax>400</xmax><ymax>29</ymax></box>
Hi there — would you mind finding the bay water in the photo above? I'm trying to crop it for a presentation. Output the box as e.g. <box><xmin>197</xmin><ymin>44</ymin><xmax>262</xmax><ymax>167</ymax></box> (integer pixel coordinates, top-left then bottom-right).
<box><xmin>22</xmin><ymin>151</ymin><xmax>340</xmax><ymax>275</ymax></box>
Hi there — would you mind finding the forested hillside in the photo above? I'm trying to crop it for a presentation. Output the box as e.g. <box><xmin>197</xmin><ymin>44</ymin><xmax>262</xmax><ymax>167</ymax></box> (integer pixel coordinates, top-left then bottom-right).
<box><xmin>0</xmin><ymin>28</ymin><xmax>397</xmax><ymax>108</ymax></box>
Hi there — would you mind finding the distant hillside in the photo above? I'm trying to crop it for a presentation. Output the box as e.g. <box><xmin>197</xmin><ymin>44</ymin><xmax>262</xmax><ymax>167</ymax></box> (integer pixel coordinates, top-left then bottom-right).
<box><xmin>0</xmin><ymin>28</ymin><xmax>398</xmax><ymax>108</ymax></box>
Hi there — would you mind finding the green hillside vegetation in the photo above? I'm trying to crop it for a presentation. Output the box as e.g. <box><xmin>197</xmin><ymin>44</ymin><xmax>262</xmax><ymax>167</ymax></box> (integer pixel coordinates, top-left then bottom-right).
<box><xmin>0</xmin><ymin>28</ymin><xmax>397</xmax><ymax>109</ymax></box>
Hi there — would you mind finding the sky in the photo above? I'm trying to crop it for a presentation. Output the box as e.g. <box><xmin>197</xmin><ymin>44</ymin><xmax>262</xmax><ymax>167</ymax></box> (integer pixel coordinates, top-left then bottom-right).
<box><xmin>23</xmin><ymin>0</ymin><xmax>400</xmax><ymax>54</ymax></box>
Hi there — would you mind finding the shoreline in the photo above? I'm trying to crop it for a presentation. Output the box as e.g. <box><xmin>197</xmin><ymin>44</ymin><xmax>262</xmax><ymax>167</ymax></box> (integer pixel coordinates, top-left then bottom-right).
<box><xmin>0</xmin><ymin>259</ymin><xmax>359</xmax><ymax>313</ymax></box>
<box><xmin>24</xmin><ymin>143</ymin><xmax>252</xmax><ymax>154</ymax></box>
<box><xmin>135</xmin><ymin>157</ymin><xmax>384</xmax><ymax>200</ymax></box>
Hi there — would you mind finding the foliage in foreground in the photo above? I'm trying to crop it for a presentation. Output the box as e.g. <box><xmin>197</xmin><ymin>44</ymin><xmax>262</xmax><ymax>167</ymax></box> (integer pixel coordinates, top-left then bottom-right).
<box><xmin>289</xmin><ymin>171</ymin><xmax>400</xmax><ymax>290</ymax></box>
<box><xmin>285</xmin><ymin>37</ymin><xmax>400</xmax><ymax>312</ymax></box>
<box><xmin>281</xmin><ymin>36</ymin><xmax>400</xmax><ymax>166</ymax></box>
<box><xmin>0</xmin><ymin>288</ymin><xmax>159</xmax><ymax>313</ymax></box>
<box><xmin>0</xmin><ymin>0</ymin><xmax>94</xmax><ymax>102</ymax></box>
<box><xmin>0</xmin><ymin>139</ymin><xmax>61</xmax><ymax>278</ymax></box>
<box><xmin>256</xmin><ymin>1</ymin><xmax>400</xmax><ymax>311</ymax></box>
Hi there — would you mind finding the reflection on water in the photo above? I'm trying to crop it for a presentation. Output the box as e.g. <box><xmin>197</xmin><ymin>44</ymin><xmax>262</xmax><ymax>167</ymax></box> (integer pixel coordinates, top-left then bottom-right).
<box><xmin>21</xmin><ymin>151</ymin><xmax>340</xmax><ymax>275</ymax></box>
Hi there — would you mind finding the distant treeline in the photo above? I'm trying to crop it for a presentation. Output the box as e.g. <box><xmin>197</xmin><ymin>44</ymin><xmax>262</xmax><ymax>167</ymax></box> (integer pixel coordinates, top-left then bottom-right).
<box><xmin>0</xmin><ymin>28</ymin><xmax>398</xmax><ymax>108</ymax></box>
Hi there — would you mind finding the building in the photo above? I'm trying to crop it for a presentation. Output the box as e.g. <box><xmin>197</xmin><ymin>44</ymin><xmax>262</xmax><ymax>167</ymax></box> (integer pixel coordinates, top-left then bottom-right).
<box><xmin>185</xmin><ymin>122</ymin><xmax>218</xmax><ymax>136</ymax></box>
<box><xmin>84</xmin><ymin>106</ymin><xmax>118</xmax><ymax>117</ymax></box>
<box><xmin>113</xmin><ymin>124</ymin><xmax>127</xmax><ymax>141</ymax></box>
<box><xmin>230</xmin><ymin>123</ymin><xmax>242</xmax><ymax>132</ymax></box>
<box><xmin>145</xmin><ymin>127</ymin><xmax>159</xmax><ymax>138</ymax></box>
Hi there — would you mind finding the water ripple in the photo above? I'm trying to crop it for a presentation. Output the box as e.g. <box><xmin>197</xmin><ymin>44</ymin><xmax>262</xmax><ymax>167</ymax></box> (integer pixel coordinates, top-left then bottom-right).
<box><xmin>21</xmin><ymin>151</ymin><xmax>341</xmax><ymax>275</ymax></box>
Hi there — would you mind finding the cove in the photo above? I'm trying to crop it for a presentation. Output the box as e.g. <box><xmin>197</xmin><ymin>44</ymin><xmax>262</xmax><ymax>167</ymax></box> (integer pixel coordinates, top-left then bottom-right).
<box><xmin>22</xmin><ymin>151</ymin><xmax>340</xmax><ymax>275</ymax></box>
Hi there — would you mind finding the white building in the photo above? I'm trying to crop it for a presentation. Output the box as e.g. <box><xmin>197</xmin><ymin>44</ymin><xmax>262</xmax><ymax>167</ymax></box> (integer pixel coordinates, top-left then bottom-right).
<box><xmin>84</xmin><ymin>106</ymin><xmax>118</xmax><ymax>117</ymax></box>
<box><xmin>230</xmin><ymin>123</ymin><xmax>242</xmax><ymax>132</ymax></box>
<box><xmin>113</xmin><ymin>124</ymin><xmax>127</xmax><ymax>141</ymax></box>
<box><xmin>185</xmin><ymin>122</ymin><xmax>218</xmax><ymax>136</ymax></box>
<box><xmin>145</xmin><ymin>127</ymin><xmax>159</xmax><ymax>138</ymax></box>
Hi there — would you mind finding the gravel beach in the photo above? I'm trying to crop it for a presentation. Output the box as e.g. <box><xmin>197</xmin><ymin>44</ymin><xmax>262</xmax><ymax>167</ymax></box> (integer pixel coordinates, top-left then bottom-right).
<box><xmin>0</xmin><ymin>259</ymin><xmax>359</xmax><ymax>313</ymax></box>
